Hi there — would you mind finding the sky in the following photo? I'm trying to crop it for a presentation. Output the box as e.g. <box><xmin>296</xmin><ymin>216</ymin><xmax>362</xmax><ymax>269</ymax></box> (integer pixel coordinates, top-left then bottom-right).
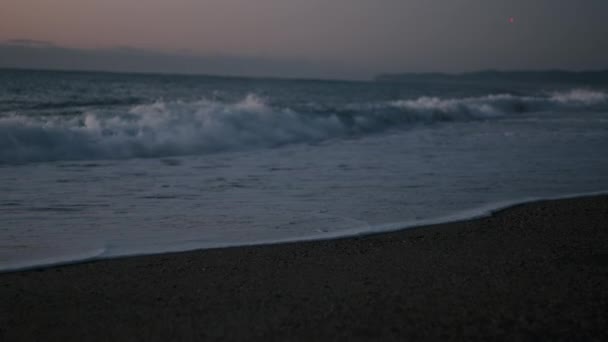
<box><xmin>1</xmin><ymin>0</ymin><xmax>608</xmax><ymax>79</ymax></box>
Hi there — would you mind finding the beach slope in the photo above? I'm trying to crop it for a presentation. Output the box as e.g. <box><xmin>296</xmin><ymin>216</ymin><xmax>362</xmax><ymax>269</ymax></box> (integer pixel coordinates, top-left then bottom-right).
<box><xmin>1</xmin><ymin>195</ymin><xmax>607</xmax><ymax>340</ymax></box>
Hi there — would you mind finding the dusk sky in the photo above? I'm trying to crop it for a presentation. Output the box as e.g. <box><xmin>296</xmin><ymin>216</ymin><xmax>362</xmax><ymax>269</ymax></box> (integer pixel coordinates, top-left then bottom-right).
<box><xmin>1</xmin><ymin>0</ymin><xmax>608</xmax><ymax>79</ymax></box>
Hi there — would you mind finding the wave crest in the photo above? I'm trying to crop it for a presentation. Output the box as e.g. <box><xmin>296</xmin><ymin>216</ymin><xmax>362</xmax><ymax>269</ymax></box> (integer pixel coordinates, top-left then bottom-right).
<box><xmin>549</xmin><ymin>89</ymin><xmax>608</xmax><ymax>105</ymax></box>
<box><xmin>1</xmin><ymin>89</ymin><xmax>606</xmax><ymax>163</ymax></box>
<box><xmin>391</xmin><ymin>89</ymin><xmax>607</xmax><ymax>117</ymax></box>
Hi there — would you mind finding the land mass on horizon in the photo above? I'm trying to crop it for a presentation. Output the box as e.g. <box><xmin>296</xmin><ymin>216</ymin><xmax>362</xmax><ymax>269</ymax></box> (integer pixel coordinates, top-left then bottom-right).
<box><xmin>376</xmin><ymin>70</ymin><xmax>608</xmax><ymax>84</ymax></box>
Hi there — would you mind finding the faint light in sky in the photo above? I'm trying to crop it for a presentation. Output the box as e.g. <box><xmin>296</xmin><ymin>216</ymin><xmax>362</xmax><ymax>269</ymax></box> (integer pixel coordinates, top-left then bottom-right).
<box><xmin>509</xmin><ymin>17</ymin><xmax>515</xmax><ymax>24</ymax></box>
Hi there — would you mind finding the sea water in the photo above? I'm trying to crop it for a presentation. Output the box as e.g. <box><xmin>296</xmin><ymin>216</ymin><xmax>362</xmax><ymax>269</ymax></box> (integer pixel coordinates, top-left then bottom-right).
<box><xmin>1</xmin><ymin>69</ymin><xmax>608</xmax><ymax>271</ymax></box>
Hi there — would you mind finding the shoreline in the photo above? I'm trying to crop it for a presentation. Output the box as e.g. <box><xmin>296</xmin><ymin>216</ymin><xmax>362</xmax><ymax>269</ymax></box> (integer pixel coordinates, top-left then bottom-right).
<box><xmin>2</xmin><ymin>194</ymin><xmax>607</xmax><ymax>340</ymax></box>
<box><xmin>3</xmin><ymin>189</ymin><xmax>608</xmax><ymax>274</ymax></box>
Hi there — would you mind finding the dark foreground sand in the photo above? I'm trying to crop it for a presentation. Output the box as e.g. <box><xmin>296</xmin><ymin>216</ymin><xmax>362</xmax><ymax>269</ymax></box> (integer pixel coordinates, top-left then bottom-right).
<box><xmin>1</xmin><ymin>195</ymin><xmax>607</xmax><ymax>341</ymax></box>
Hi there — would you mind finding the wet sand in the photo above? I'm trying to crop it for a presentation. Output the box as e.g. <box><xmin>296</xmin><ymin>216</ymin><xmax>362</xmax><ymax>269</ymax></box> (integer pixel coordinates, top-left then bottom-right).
<box><xmin>1</xmin><ymin>195</ymin><xmax>607</xmax><ymax>341</ymax></box>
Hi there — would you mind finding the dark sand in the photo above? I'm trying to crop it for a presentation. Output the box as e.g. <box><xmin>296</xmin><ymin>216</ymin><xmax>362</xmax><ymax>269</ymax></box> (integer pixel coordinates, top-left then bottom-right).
<box><xmin>1</xmin><ymin>195</ymin><xmax>607</xmax><ymax>341</ymax></box>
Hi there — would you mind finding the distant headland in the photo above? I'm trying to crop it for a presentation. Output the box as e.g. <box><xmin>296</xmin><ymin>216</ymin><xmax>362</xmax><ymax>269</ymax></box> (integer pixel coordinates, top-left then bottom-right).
<box><xmin>375</xmin><ymin>70</ymin><xmax>608</xmax><ymax>84</ymax></box>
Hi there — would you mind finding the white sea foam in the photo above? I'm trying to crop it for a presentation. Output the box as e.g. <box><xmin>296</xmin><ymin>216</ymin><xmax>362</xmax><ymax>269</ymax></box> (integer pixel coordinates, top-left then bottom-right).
<box><xmin>549</xmin><ymin>89</ymin><xmax>608</xmax><ymax>105</ymax></box>
<box><xmin>2</xmin><ymin>83</ymin><xmax>608</xmax><ymax>273</ymax></box>
<box><xmin>390</xmin><ymin>89</ymin><xmax>607</xmax><ymax>117</ymax></box>
<box><xmin>3</xmin><ymin>71</ymin><xmax>608</xmax><ymax>275</ymax></box>
<box><xmin>0</xmin><ymin>246</ymin><xmax>107</xmax><ymax>273</ymax></box>
<box><xmin>2</xmin><ymin>190</ymin><xmax>606</xmax><ymax>273</ymax></box>
<box><xmin>0</xmin><ymin>89</ymin><xmax>606</xmax><ymax>163</ymax></box>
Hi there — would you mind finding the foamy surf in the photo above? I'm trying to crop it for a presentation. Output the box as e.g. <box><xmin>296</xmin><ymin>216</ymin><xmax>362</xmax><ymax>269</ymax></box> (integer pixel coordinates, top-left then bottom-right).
<box><xmin>2</xmin><ymin>70</ymin><xmax>608</xmax><ymax>273</ymax></box>
<box><xmin>2</xmin><ymin>190</ymin><xmax>607</xmax><ymax>273</ymax></box>
<box><xmin>1</xmin><ymin>89</ymin><xmax>606</xmax><ymax>164</ymax></box>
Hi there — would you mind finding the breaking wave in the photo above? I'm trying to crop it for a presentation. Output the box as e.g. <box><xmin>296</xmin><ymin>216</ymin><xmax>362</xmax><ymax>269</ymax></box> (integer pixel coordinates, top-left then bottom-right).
<box><xmin>0</xmin><ymin>89</ymin><xmax>606</xmax><ymax>163</ymax></box>
<box><xmin>390</xmin><ymin>89</ymin><xmax>608</xmax><ymax>116</ymax></box>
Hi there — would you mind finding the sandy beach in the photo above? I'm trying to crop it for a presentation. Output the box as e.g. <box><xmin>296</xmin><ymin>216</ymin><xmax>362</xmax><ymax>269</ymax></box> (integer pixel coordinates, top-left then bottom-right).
<box><xmin>1</xmin><ymin>195</ymin><xmax>607</xmax><ymax>341</ymax></box>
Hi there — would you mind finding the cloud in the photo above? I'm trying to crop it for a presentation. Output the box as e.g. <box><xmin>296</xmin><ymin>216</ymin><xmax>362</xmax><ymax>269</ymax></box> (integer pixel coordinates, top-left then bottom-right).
<box><xmin>4</xmin><ymin>39</ymin><xmax>56</xmax><ymax>47</ymax></box>
<box><xmin>0</xmin><ymin>41</ymin><xmax>366</xmax><ymax>80</ymax></box>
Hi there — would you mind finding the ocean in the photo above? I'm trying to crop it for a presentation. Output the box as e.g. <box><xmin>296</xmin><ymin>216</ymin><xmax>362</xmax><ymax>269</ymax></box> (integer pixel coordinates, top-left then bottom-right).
<box><xmin>1</xmin><ymin>69</ymin><xmax>608</xmax><ymax>271</ymax></box>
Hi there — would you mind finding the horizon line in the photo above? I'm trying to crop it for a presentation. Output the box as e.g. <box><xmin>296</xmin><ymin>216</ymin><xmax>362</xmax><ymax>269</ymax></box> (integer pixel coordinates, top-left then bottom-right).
<box><xmin>3</xmin><ymin>66</ymin><xmax>608</xmax><ymax>84</ymax></box>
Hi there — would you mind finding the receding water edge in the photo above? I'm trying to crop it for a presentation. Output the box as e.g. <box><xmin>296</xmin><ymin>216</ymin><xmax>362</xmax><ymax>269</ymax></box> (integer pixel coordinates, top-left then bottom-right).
<box><xmin>2</xmin><ymin>189</ymin><xmax>607</xmax><ymax>274</ymax></box>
